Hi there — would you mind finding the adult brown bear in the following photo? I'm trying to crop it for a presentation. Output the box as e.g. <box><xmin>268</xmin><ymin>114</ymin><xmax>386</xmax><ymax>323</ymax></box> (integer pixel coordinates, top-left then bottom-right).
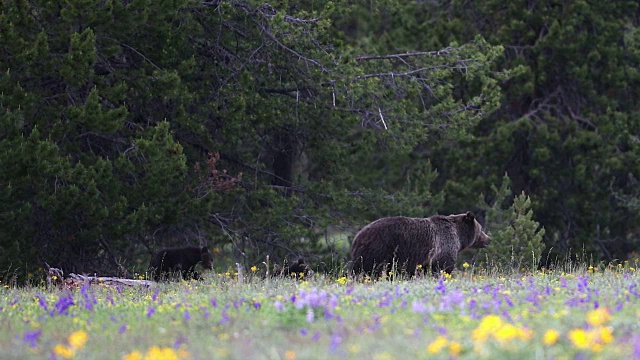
<box><xmin>350</xmin><ymin>212</ymin><xmax>490</xmax><ymax>277</ymax></box>
<box><xmin>149</xmin><ymin>246</ymin><xmax>213</xmax><ymax>280</ymax></box>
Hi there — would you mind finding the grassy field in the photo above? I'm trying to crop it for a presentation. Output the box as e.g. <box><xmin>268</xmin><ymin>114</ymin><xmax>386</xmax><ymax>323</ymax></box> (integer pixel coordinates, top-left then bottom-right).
<box><xmin>2</xmin><ymin>264</ymin><xmax>640</xmax><ymax>360</ymax></box>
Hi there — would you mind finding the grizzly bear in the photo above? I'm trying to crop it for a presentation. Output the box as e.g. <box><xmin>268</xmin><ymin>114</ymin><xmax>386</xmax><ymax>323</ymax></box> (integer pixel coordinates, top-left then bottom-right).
<box><xmin>149</xmin><ymin>246</ymin><xmax>213</xmax><ymax>281</ymax></box>
<box><xmin>350</xmin><ymin>212</ymin><xmax>490</xmax><ymax>277</ymax></box>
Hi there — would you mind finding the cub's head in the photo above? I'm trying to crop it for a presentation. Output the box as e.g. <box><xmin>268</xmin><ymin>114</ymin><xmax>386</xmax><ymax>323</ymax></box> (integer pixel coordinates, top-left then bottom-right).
<box><xmin>200</xmin><ymin>246</ymin><xmax>214</xmax><ymax>270</ymax></box>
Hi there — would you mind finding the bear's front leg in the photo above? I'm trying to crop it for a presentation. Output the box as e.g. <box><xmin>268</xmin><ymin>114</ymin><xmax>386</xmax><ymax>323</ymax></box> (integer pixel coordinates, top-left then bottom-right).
<box><xmin>430</xmin><ymin>253</ymin><xmax>456</xmax><ymax>275</ymax></box>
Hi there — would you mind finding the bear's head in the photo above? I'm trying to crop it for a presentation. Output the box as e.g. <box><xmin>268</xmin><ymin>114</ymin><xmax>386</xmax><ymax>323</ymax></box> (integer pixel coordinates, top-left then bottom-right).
<box><xmin>459</xmin><ymin>212</ymin><xmax>491</xmax><ymax>249</ymax></box>
<box><xmin>200</xmin><ymin>246</ymin><xmax>214</xmax><ymax>269</ymax></box>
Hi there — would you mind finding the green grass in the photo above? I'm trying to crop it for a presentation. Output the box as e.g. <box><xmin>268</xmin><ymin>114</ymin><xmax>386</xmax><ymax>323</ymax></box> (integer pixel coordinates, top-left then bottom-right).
<box><xmin>2</xmin><ymin>264</ymin><xmax>640</xmax><ymax>359</ymax></box>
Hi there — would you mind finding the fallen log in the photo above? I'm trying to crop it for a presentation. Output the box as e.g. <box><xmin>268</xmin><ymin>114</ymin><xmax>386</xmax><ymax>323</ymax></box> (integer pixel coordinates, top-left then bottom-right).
<box><xmin>68</xmin><ymin>273</ymin><xmax>157</xmax><ymax>288</ymax></box>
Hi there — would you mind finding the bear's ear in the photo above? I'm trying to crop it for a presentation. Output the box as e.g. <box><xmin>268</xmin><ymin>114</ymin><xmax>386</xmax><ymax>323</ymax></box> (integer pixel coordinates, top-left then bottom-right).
<box><xmin>201</xmin><ymin>246</ymin><xmax>209</xmax><ymax>253</ymax></box>
<box><xmin>464</xmin><ymin>212</ymin><xmax>475</xmax><ymax>222</ymax></box>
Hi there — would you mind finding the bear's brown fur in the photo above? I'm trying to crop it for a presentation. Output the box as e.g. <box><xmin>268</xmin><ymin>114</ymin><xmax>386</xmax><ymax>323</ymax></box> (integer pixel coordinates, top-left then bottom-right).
<box><xmin>149</xmin><ymin>246</ymin><xmax>213</xmax><ymax>281</ymax></box>
<box><xmin>350</xmin><ymin>212</ymin><xmax>490</xmax><ymax>277</ymax></box>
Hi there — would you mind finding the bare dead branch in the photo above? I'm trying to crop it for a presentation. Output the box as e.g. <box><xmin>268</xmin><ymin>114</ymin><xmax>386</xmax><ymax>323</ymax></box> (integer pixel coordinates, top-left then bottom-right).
<box><xmin>252</xmin><ymin>20</ymin><xmax>329</xmax><ymax>73</ymax></box>
<box><xmin>355</xmin><ymin>47</ymin><xmax>456</xmax><ymax>61</ymax></box>
<box><xmin>353</xmin><ymin>61</ymin><xmax>476</xmax><ymax>81</ymax></box>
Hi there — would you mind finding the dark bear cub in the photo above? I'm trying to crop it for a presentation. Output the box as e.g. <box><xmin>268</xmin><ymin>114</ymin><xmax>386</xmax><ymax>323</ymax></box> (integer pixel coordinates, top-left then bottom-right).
<box><xmin>150</xmin><ymin>246</ymin><xmax>213</xmax><ymax>281</ymax></box>
<box><xmin>350</xmin><ymin>212</ymin><xmax>490</xmax><ymax>277</ymax></box>
<box><xmin>273</xmin><ymin>258</ymin><xmax>312</xmax><ymax>279</ymax></box>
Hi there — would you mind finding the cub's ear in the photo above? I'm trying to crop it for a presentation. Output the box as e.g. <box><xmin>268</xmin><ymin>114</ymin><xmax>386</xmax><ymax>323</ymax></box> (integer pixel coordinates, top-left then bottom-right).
<box><xmin>464</xmin><ymin>212</ymin><xmax>475</xmax><ymax>221</ymax></box>
<box><xmin>201</xmin><ymin>246</ymin><xmax>209</xmax><ymax>253</ymax></box>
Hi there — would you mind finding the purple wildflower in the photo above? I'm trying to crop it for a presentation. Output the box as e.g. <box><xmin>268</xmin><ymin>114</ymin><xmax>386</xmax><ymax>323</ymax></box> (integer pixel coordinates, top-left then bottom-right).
<box><xmin>504</xmin><ymin>295</ymin><xmax>514</xmax><ymax>307</ymax></box>
<box><xmin>146</xmin><ymin>306</ymin><xmax>156</xmax><ymax>318</ymax></box>
<box><xmin>253</xmin><ymin>301</ymin><xmax>261</xmax><ymax>310</ymax></box>
<box><xmin>412</xmin><ymin>300</ymin><xmax>427</xmax><ymax>313</ymax></box>
<box><xmin>577</xmin><ymin>276</ymin><xmax>589</xmax><ymax>292</ymax></box>
<box><xmin>525</xmin><ymin>289</ymin><xmax>540</xmax><ymax>308</ymax></box>
<box><xmin>560</xmin><ymin>277</ymin><xmax>567</xmax><ymax>288</ymax></box>
<box><xmin>440</xmin><ymin>290</ymin><xmax>465</xmax><ymax>311</ymax></box>
<box><xmin>53</xmin><ymin>294</ymin><xmax>74</xmax><ymax>316</ymax></box>
<box><xmin>345</xmin><ymin>287</ymin><xmax>354</xmax><ymax>295</ymax></box>
<box><xmin>174</xmin><ymin>336</ymin><xmax>186</xmax><ymax>349</ymax></box>
<box><xmin>615</xmin><ymin>302</ymin><xmax>624</xmax><ymax>312</ymax></box>
<box><xmin>210</xmin><ymin>299</ymin><xmax>218</xmax><ymax>307</ymax></box>
<box><xmin>118</xmin><ymin>325</ymin><xmax>127</xmax><ymax>334</ymax></box>
<box><xmin>329</xmin><ymin>333</ymin><xmax>343</xmax><ymax>352</ymax></box>
<box><xmin>23</xmin><ymin>329</ymin><xmax>42</xmax><ymax>348</ymax></box>
<box><xmin>219</xmin><ymin>310</ymin><xmax>230</xmax><ymax>325</ymax></box>
<box><xmin>312</xmin><ymin>332</ymin><xmax>321</xmax><ymax>341</ymax></box>
<box><xmin>183</xmin><ymin>310</ymin><xmax>191</xmax><ymax>321</ymax></box>
<box><xmin>378</xmin><ymin>297</ymin><xmax>391</xmax><ymax>308</ymax></box>
<box><xmin>300</xmin><ymin>328</ymin><xmax>308</xmax><ymax>336</ymax></box>
<box><xmin>435</xmin><ymin>277</ymin><xmax>446</xmax><ymax>295</ymax></box>
<box><xmin>37</xmin><ymin>296</ymin><xmax>48</xmax><ymax>312</ymax></box>
<box><xmin>274</xmin><ymin>301</ymin><xmax>284</xmax><ymax>311</ymax></box>
<box><xmin>632</xmin><ymin>335</ymin><xmax>640</xmax><ymax>360</ymax></box>
<box><xmin>323</xmin><ymin>309</ymin><xmax>334</xmax><ymax>321</ymax></box>
<box><xmin>306</xmin><ymin>308</ymin><xmax>315</xmax><ymax>323</ymax></box>
<box><xmin>81</xmin><ymin>285</ymin><xmax>97</xmax><ymax>311</ymax></box>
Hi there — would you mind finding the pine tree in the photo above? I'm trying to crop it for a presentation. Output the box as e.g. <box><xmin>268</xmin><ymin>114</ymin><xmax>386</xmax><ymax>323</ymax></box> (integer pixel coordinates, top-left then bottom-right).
<box><xmin>479</xmin><ymin>175</ymin><xmax>545</xmax><ymax>271</ymax></box>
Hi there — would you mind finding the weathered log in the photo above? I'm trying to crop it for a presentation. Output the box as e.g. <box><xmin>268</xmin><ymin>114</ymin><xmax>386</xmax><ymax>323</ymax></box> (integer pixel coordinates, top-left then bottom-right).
<box><xmin>68</xmin><ymin>273</ymin><xmax>157</xmax><ymax>288</ymax></box>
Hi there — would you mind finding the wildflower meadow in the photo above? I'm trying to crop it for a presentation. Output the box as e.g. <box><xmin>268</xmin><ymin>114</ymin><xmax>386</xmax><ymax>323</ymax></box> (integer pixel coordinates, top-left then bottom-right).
<box><xmin>2</xmin><ymin>264</ymin><xmax>640</xmax><ymax>359</ymax></box>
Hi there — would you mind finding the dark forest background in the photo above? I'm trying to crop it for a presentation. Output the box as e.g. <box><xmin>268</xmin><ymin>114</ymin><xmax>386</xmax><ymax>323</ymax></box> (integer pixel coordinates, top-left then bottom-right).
<box><xmin>2</xmin><ymin>0</ymin><xmax>640</xmax><ymax>281</ymax></box>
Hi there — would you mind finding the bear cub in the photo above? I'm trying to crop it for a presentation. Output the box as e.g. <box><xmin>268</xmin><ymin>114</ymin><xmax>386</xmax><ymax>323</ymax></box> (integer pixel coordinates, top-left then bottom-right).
<box><xmin>273</xmin><ymin>258</ymin><xmax>312</xmax><ymax>279</ymax></box>
<box><xmin>350</xmin><ymin>212</ymin><xmax>490</xmax><ymax>277</ymax></box>
<box><xmin>150</xmin><ymin>246</ymin><xmax>213</xmax><ymax>280</ymax></box>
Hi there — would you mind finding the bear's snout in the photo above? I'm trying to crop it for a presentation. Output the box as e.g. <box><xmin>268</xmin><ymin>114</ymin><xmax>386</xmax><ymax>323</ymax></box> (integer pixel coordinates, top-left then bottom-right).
<box><xmin>474</xmin><ymin>232</ymin><xmax>491</xmax><ymax>248</ymax></box>
<box><xmin>480</xmin><ymin>234</ymin><xmax>491</xmax><ymax>247</ymax></box>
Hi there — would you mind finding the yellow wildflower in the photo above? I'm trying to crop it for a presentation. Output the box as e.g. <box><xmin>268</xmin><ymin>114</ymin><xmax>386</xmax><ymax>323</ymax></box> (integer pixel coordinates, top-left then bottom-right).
<box><xmin>448</xmin><ymin>342</ymin><xmax>462</xmax><ymax>356</ymax></box>
<box><xmin>250</xmin><ymin>266</ymin><xmax>258</xmax><ymax>272</ymax></box>
<box><xmin>427</xmin><ymin>336</ymin><xmax>448</xmax><ymax>354</ymax></box>
<box><xmin>472</xmin><ymin>315</ymin><xmax>503</xmax><ymax>342</ymax></box>
<box><xmin>543</xmin><ymin>329</ymin><xmax>560</xmax><ymax>346</ymax></box>
<box><xmin>568</xmin><ymin>329</ymin><xmax>590</xmax><ymax>350</ymax></box>
<box><xmin>144</xmin><ymin>346</ymin><xmax>180</xmax><ymax>360</ymax></box>
<box><xmin>586</xmin><ymin>308</ymin><xmax>611</xmax><ymax>327</ymax></box>
<box><xmin>68</xmin><ymin>331</ymin><xmax>88</xmax><ymax>350</ymax></box>
<box><xmin>494</xmin><ymin>323</ymin><xmax>531</xmax><ymax>343</ymax></box>
<box><xmin>53</xmin><ymin>344</ymin><xmax>74</xmax><ymax>359</ymax></box>
<box><xmin>598</xmin><ymin>326</ymin><xmax>614</xmax><ymax>344</ymax></box>
<box><xmin>462</xmin><ymin>262</ymin><xmax>470</xmax><ymax>268</ymax></box>
<box><xmin>336</xmin><ymin>277</ymin><xmax>347</xmax><ymax>285</ymax></box>
<box><xmin>122</xmin><ymin>351</ymin><xmax>143</xmax><ymax>360</ymax></box>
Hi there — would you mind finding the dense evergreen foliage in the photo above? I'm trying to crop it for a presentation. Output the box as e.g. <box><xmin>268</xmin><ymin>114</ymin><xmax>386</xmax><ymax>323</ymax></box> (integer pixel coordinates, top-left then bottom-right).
<box><xmin>1</xmin><ymin>0</ymin><xmax>639</xmax><ymax>280</ymax></box>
